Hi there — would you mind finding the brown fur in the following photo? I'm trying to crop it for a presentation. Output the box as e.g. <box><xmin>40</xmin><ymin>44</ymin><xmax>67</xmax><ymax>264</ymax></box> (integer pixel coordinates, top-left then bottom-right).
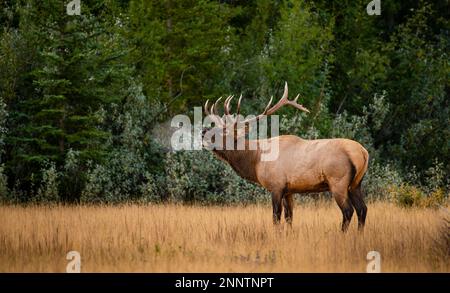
<box><xmin>212</xmin><ymin>135</ymin><xmax>369</xmax><ymax>231</ymax></box>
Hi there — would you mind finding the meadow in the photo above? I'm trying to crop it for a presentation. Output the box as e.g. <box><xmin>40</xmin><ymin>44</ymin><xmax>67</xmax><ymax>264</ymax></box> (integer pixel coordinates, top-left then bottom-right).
<box><xmin>0</xmin><ymin>201</ymin><xmax>448</xmax><ymax>272</ymax></box>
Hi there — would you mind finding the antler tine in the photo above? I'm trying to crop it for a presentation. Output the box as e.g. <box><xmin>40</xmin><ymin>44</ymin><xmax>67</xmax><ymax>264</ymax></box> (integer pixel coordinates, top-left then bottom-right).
<box><xmin>264</xmin><ymin>81</ymin><xmax>288</xmax><ymax>116</ymax></box>
<box><xmin>236</xmin><ymin>81</ymin><xmax>309</xmax><ymax>125</ymax></box>
<box><xmin>206</xmin><ymin>82</ymin><xmax>308</xmax><ymax>127</ymax></box>
<box><xmin>224</xmin><ymin>95</ymin><xmax>233</xmax><ymax>115</ymax></box>
<box><xmin>204</xmin><ymin>100</ymin><xmax>210</xmax><ymax>115</ymax></box>
<box><xmin>210</xmin><ymin>102</ymin><xmax>215</xmax><ymax>116</ymax></box>
<box><xmin>236</xmin><ymin>94</ymin><xmax>243</xmax><ymax>115</ymax></box>
<box><xmin>210</xmin><ymin>101</ymin><xmax>220</xmax><ymax>121</ymax></box>
<box><xmin>233</xmin><ymin>94</ymin><xmax>243</xmax><ymax>124</ymax></box>
<box><xmin>262</xmin><ymin>96</ymin><xmax>274</xmax><ymax>114</ymax></box>
<box><xmin>290</xmin><ymin>93</ymin><xmax>309</xmax><ymax>113</ymax></box>
<box><xmin>207</xmin><ymin>98</ymin><xmax>226</xmax><ymax>127</ymax></box>
<box><xmin>281</xmin><ymin>81</ymin><xmax>288</xmax><ymax>100</ymax></box>
<box><xmin>213</xmin><ymin>96</ymin><xmax>223</xmax><ymax>115</ymax></box>
<box><xmin>264</xmin><ymin>82</ymin><xmax>310</xmax><ymax>115</ymax></box>
<box><xmin>237</xmin><ymin>95</ymin><xmax>273</xmax><ymax>125</ymax></box>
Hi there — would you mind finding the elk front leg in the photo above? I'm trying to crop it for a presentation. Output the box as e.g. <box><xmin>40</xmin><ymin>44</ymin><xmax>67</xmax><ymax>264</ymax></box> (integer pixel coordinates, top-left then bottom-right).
<box><xmin>271</xmin><ymin>191</ymin><xmax>283</xmax><ymax>225</ymax></box>
<box><xmin>283</xmin><ymin>193</ymin><xmax>294</xmax><ymax>225</ymax></box>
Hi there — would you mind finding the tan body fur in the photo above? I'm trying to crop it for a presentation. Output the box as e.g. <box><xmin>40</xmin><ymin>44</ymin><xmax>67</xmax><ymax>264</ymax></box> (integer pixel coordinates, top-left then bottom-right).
<box><xmin>213</xmin><ymin>135</ymin><xmax>369</xmax><ymax>231</ymax></box>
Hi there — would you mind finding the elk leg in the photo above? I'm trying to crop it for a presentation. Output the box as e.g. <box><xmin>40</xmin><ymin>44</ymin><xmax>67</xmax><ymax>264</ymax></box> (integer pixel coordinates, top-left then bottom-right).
<box><xmin>331</xmin><ymin>185</ymin><xmax>354</xmax><ymax>232</ymax></box>
<box><xmin>349</xmin><ymin>185</ymin><xmax>367</xmax><ymax>231</ymax></box>
<box><xmin>283</xmin><ymin>193</ymin><xmax>294</xmax><ymax>225</ymax></box>
<box><xmin>272</xmin><ymin>191</ymin><xmax>283</xmax><ymax>225</ymax></box>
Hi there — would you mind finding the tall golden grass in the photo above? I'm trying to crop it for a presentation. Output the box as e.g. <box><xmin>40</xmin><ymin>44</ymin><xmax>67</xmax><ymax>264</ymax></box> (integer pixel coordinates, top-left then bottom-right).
<box><xmin>0</xmin><ymin>201</ymin><xmax>448</xmax><ymax>272</ymax></box>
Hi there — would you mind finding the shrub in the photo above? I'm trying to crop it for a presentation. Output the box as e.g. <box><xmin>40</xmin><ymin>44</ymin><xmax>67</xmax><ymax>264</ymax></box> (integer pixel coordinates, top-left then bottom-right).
<box><xmin>35</xmin><ymin>162</ymin><xmax>59</xmax><ymax>203</ymax></box>
<box><xmin>80</xmin><ymin>149</ymin><xmax>161</xmax><ymax>203</ymax></box>
<box><xmin>80</xmin><ymin>83</ymin><xmax>166</xmax><ymax>203</ymax></box>
<box><xmin>0</xmin><ymin>164</ymin><xmax>8</xmax><ymax>202</ymax></box>
<box><xmin>80</xmin><ymin>163</ymin><xmax>115</xmax><ymax>203</ymax></box>
<box><xmin>59</xmin><ymin>149</ymin><xmax>85</xmax><ymax>202</ymax></box>
<box><xmin>388</xmin><ymin>184</ymin><xmax>447</xmax><ymax>208</ymax></box>
<box><xmin>165</xmin><ymin>150</ymin><xmax>269</xmax><ymax>204</ymax></box>
<box><xmin>363</xmin><ymin>161</ymin><xmax>403</xmax><ymax>200</ymax></box>
<box><xmin>422</xmin><ymin>188</ymin><xmax>448</xmax><ymax>208</ymax></box>
<box><xmin>425</xmin><ymin>159</ymin><xmax>447</xmax><ymax>193</ymax></box>
<box><xmin>139</xmin><ymin>172</ymin><xmax>160</xmax><ymax>203</ymax></box>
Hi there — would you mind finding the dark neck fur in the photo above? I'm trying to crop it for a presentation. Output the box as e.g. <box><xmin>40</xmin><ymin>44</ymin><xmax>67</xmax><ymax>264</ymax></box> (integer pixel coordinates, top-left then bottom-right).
<box><xmin>212</xmin><ymin>141</ymin><xmax>260</xmax><ymax>183</ymax></box>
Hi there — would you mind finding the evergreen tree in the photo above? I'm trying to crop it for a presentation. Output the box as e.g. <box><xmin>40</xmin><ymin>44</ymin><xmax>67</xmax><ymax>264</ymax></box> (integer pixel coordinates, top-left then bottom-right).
<box><xmin>0</xmin><ymin>0</ymin><xmax>447</xmax><ymax>202</ymax></box>
<box><xmin>127</xmin><ymin>0</ymin><xmax>235</xmax><ymax>113</ymax></box>
<box><xmin>2</xmin><ymin>0</ymin><xmax>131</xmax><ymax>200</ymax></box>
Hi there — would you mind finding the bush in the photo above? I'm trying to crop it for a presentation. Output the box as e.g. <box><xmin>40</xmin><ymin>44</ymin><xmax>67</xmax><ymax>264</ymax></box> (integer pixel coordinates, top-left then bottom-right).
<box><xmin>0</xmin><ymin>164</ymin><xmax>9</xmax><ymax>202</ymax></box>
<box><xmin>364</xmin><ymin>161</ymin><xmax>403</xmax><ymax>200</ymax></box>
<box><xmin>165</xmin><ymin>150</ymin><xmax>269</xmax><ymax>204</ymax></box>
<box><xmin>139</xmin><ymin>172</ymin><xmax>160</xmax><ymax>203</ymax></box>
<box><xmin>59</xmin><ymin>149</ymin><xmax>85</xmax><ymax>202</ymax></box>
<box><xmin>80</xmin><ymin>149</ymin><xmax>161</xmax><ymax>203</ymax></box>
<box><xmin>35</xmin><ymin>162</ymin><xmax>59</xmax><ymax>203</ymax></box>
<box><xmin>388</xmin><ymin>184</ymin><xmax>447</xmax><ymax>208</ymax></box>
<box><xmin>80</xmin><ymin>83</ymin><xmax>165</xmax><ymax>203</ymax></box>
<box><xmin>424</xmin><ymin>159</ymin><xmax>447</xmax><ymax>193</ymax></box>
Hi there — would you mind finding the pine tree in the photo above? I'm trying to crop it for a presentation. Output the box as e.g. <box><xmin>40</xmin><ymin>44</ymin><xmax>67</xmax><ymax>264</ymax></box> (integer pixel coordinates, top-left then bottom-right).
<box><xmin>3</xmin><ymin>0</ymin><xmax>131</xmax><ymax>200</ymax></box>
<box><xmin>128</xmin><ymin>0</ymin><xmax>235</xmax><ymax>113</ymax></box>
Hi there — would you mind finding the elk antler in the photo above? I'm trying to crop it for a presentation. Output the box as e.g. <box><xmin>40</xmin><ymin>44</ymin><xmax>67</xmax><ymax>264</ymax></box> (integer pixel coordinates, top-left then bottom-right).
<box><xmin>204</xmin><ymin>99</ymin><xmax>225</xmax><ymax>127</ymax></box>
<box><xmin>204</xmin><ymin>82</ymin><xmax>309</xmax><ymax>127</ymax></box>
<box><xmin>224</xmin><ymin>95</ymin><xmax>233</xmax><ymax>115</ymax></box>
<box><xmin>237</xmin><ymin>82</ymin><xmax>309</xmax><ymax>125</ymax></box>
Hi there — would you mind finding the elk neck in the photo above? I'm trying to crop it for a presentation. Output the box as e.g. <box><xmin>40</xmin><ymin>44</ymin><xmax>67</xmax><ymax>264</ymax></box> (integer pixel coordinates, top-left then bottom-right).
<box><xmin>212</xmin><ymin>140</ymin><xmax>260</xmax><ymax>184</ymax></box>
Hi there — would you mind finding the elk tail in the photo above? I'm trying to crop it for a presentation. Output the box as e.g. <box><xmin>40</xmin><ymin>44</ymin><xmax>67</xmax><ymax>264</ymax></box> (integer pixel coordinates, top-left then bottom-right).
<box><xmin>349</xmin><ymin>147</ymin><xmax>369</xmax><ymax>192</ymax></box>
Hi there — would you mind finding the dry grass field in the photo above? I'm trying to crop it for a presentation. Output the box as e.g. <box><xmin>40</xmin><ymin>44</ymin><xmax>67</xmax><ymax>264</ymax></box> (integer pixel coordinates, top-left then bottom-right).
<box><xmin>0</xmin><ymin>201</ymin><xmax>448</xmax><ymax>272</ymax></box>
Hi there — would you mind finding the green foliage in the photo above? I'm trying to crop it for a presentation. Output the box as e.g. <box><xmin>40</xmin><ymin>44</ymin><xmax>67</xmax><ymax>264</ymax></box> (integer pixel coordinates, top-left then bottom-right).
<box><xmin>263</xmin><ymin>1</ymin><xmax>333</xmax><ymax>101</ymax></box>
<box><xmin>388</xmin><ymin>184</ymin><xmax>447</xmax><ymax>208</ymax></box>
<box><xmin>35</xmin><ymin>161</ymin><xmax>59</xmax><ymax>203</ymax></box>
<box><xmin>0</xmin><ymin>96</ymin><xmax>7</xmax><ymax>155</ymax></box>
<box><xmin>59</xmin><ymin>149</ymin><xmax>84</xmax><ymax>202</ymax></box>
<box><xmin>80</xmin><ymin>83</ymin><xmax>165</xmax><ymax>203</ymax></box>
<box><xmin>165</xmin><ymin>150</ymin><xmax>268</xmax><ymax>204</ymax></box>
<box><xmin>0</xmin><ymin>96</ymin><xmax>9</xmax><ymax>202</ymax></box>
<box><xmin>226</xmin><ymin>0</ymin><xmax>283</xmax><ymax>96</ymax></box>
<box><xmin>0</xmin><ymin>0</ymin><xmax>448</xmax><ymax>205</ymax></box>
<box><xmin>0</xmin><ymin>164</ymin><xmax>9</xmax><ymax>202</ymax></box>
<box><xmin>1</xmin><ymin>0</ymin><xmax>133</xmax><ymax>201</ymax></box>
<box><xmin>330</xmin><ymin>92</ymin><xmax>390</xmax><ymax>157</ymax></box>
<box><xmin>309</xmin><ymin>0</ymin><xmax>384</xmax><ymax>113</ymax></box>
<box><xmin>380</xmin><ymin>157</ymin><xmax>448</xmax><ymax>208</ymax></box>
<box><xmin>425</xmin><ymin>159</ymin><xmax>448</xmax><ymax>193</ymax></box>
<box><xmin>381</xmin><ymin>4</ymin><xmax>449</xmax><ymax>174</ymax></box>
<box><xmin>128</xmin><ymin>0</ymin><xmax>236</xmax><ymax>112</ymax></box>
<box><xmin>139</xmin><ymin>172</ymin><xmax>160</xmax><ymax>203</ymax></box>
<box><xmin>364</xmin><ymin>161</ymin><xmax>403</xmax><ymax>200</ymax></box>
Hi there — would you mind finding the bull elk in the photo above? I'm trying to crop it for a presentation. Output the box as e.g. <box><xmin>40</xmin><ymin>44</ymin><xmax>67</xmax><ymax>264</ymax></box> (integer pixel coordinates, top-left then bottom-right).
<box><xmin>201</xmin><ymin>82</ymin><xmax>369</xmax><ymax>232</ymax></box>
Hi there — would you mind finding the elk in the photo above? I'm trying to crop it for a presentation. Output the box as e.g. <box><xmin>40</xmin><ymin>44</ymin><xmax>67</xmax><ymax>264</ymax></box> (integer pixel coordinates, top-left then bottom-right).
<box><xmin>202</xmin><ymin>82</ymin><xmax>369</xmax><ymax>232</ymax></box>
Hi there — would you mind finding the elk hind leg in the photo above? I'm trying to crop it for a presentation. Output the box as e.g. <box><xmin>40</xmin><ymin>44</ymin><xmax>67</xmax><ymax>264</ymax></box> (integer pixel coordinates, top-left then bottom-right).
<box><xmin>330</xmin><ymin>183</ymin><xmax>354</xmax><ymax>232</ymax></box>
<box><xmin>349</xmin><ymin>184</ymin><xmax>367</xmax><ymax>230</ymax></box>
